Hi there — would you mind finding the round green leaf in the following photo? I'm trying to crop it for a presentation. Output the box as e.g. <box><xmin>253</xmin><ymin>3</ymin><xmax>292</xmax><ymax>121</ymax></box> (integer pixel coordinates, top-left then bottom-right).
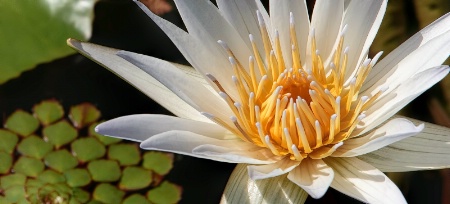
<box><xmin>33</xmin><ymin>100</ymin><xmax>64</xmax><ymax>125</ymax></box>
<box><xmin>72</xmin><ymin>188</ymin><xmax>90</xmax><ymax>203</ymax></box>
<box><xmin>0</xmin><ymin>129</ymin><xmax>19</xmax><ymax>154</ymax></box>
<box><xmin>147</xmin><ymin>181</ymin><xmax>182</xmax><ymax>204</ymax></box>
<box><xmin>108</xmin><ymin>144</ymin><xmax>140</xmax><ymax>166</ymax></box>
<box><xmin>4</xmin><ymin>110</ymin><xmax>39</xmax><ymax>137</ymax></box>
<box><xmin>123</xmin><ymin>194</ymin><xmax>151</xmax><ymax>204</ymax></box>
<box><xmin>89</xmin><ymin>122</ymin><xmax>121</xmax><ymax>145</ymax></box>
<box><xmin>37</xmin><ymin>170</ymin><xmax>65</xmax><ymax>184</ymax></box>
<box><xmin>0</xmin><ymin>196</ymin><xmax>10</xmax><ymax>204</ymax></box>
<box><xmin>119</xmin><ymin>166</ymin><xmax>152</xmax><ymax>190</ymax></box>
<box><xmin>71</xmin><ymin>137</ymin><xmax>105</xmax><ymax>162</ymax></box>
<box><xmin>0</xmin><ymin>151</ymin><xmax>12</xmax><ymax>174</ymax></box>
<box><xmin>44</xmin><ymin>150</ymin><xmax>78</xmax><ymax>172</ymax></box>
<box><xmin>69</xmin><ymin>103</ymin><xmax>101</xmax><ymax>129</ymax></box>
<box><xmin>143</xmin><ymin>152</ymin><xmax>174</xmax><ymax>175</ymax></box>
<box><xmin>43</xmin><ymin>120</ymin><xmax>78</xmax><ymax>148</ymax></box>
<box><xmin>87</xmin><ymin>160</ymin><xmax>121</xmax><ymax>182</ymax></box>
<box><xmin>13</xmin><ymin>156</ymin><xmax>45</xmax><ymax>177</ymax></box>
<box><xmin>87</xmin><ymin>200</ymin><xmax>103</xmax><ymax>204</ymax></box>
<box><xmin>17</xmin><ymin>135</ymin><xmax>53</xmax><ymax>159</ymax></box>
<box><xmin>64</xmin><ymin>168</ymin><xmax>91</xmax><ymax>187</ymax></box>
<box><xmin>93</xmin><ymin>183</ymin><xmax>125</xmax><ymax>204</ymax></box>
<box><xmin>3</xmin><ymin>185</ymin><xmax>26</xmax><ymax>203</ymax></box>
<box><xmin>1</xmin><ymin>174</ymin><xmax>27</xmax><ymax>189</ymax></box>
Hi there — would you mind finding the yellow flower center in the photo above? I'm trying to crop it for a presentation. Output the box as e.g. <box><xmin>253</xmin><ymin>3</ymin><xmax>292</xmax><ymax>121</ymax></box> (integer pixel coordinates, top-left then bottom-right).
<box><xmin>205</xmin><ymin>12</ymin><xmax>384</xmax><ymax>161</ymax></box>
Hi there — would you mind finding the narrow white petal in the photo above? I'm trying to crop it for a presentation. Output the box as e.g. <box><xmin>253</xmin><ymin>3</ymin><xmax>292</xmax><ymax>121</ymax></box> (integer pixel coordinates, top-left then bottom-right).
<box><xmin>324</xmin><ymin>157</ymin><xmax>407</xmax><ymax>204</ymax></box>
<box><xmin>288</xmin><ymin>159</ymin><xmax>334</xmax><ymax>199</ymax></box>
<box><xmin>334</xmin><ymin>118</ymin><xmax>423</xmax><ymax>157</ymax></box>
<box><xmin>95</xmin><ymin>114</ymin><xmax>231</xmax><ymax>142</ymax></box>
<box><xmin>140</xmin><ymin>130</ymin><xmax>275</xmax><ymax>164</ymax></box>
<box><xmin>358</xmin><ymin>118</ymin><xmax>450</xmax><ymax>172</ymax></box>
<box><xmin>362</xmin><ymin>13</ymin><xmax>450</xmax><ymax>94</ymax></box>
<box><xmin>247</xmin><ymin>157</ymin><xmax>300</xmax><ymax>180</ymax></box>
<box><xmin>66</xmin><ymin>39</ymin><xmax>207</xmax><ymax>122</ymax></box>
<box><xmin>358</xmin><ymin>65</ymin><xmax>449</xmax><ymax>135</ymax></box>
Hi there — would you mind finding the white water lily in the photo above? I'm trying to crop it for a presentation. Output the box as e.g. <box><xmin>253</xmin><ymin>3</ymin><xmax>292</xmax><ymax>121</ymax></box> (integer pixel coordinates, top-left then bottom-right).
<box><xmin>68</xmin><ymin>0</ymin><xmax>450</xmax><ymax>203</ymax></box>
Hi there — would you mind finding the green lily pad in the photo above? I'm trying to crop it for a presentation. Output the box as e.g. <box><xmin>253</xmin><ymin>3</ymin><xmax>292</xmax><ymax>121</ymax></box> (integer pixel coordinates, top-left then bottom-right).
<box><xmin>123</xmin><ymin>194</ymin><xmax>151</xmax><ymax>204</ymax></box>
<box><xmin>4</xmin><ymin>110</ymin><xmax>39</xmax><ymax>137</ymax></box>
<box><xmin>69</xmin><ymin>103</ymin><xmax>101</xmax><ymax>129</ymax></box>
<box><xmin>64</xmin><ymin>168</ymin><xmax>91</xmax><ymax>187</ymax></box>
<box><xmin>33</xmin><ymin>100</ymin><xmax>64</xmax><ymax>125</ymax></box>
<box><xmin>0</xmin><ymin>152</ymin><xmax>12</xmax><ymax>174</ymax></box>
<box><xmin>37</xmin><ymin>170</ymin><xmax>65</xmax><ymax>184</ymax></box>
<box><xmin>143</xmin><ymin>152</ymin><xmax>174</xmax><ymax>175</ymax></box>
<box><xmin>147</xmin><ymin>181</ymin><xmax>181</xmax><ymax>204</ymax></box>
<box><xmin>87</xmin><ymin>160</ymin><xmax>121</xmax><ymax>182</ymax></box>
<box><xmin>87</xmin><ymin>200</ymin><xmax>103</xmax><ymax>204</ymax></box>
<box><xmin>119</xmin><ymin>167</ymin><xmax>152</xmax><ymax>190</ymax></box>
<box><xmin>108</xmin><ymin>143</ymin><xmax>140</xmax><ymax>166</ymax></box>
<box><xmin>52</xmin><ymin>183</ymin><xmax>72</xmax><ymax>196</ymax></box>
<box><xmin>3</xmin><ymin>185</ymin><xmax>26</xmax><ymax>203</ymax></box>
<box><xmin>43</xmin><ymin>120</ymin><xmax>78</xmax><ymax>148</ymax></box>
<box><xmin>0</xmin><ymin>196</ymin><xmax>10</xmax><ymax>204</ymax></box>
<box><xmin>71</xmin><ymin>137</ymin><xmax>105</xmax><ymax>162</ymax></box>
<box><xmin>0</xmin><ymin>0</ymin><xmax>96</xmax><ymax>84</ymax></box>
<box><xmin>93</xmin><ymin>183</ymin><xmax>125</xmax><ymax>204</ymax></box>
<box><xmin>13</xmin><ymin>156</ymin><xmax>45</xmax><ymax>177</ymax></box>
<box><xmin>44</xmin><ymin>150</ymin><xmax>78</xmax><ymax>172</ymax></box>
<box><xmin>17</xmin><ymin>135</ymin><xmax>53</xmax><ymax>159</ymax></box>
<box><xmin>89</xmin><ymin>122</ymin><xmax>121</xmax><ymax>145</ymax></box>
<box><xmin>72</xmin><ymin>188</ymin><xmax>90</xmax><ymax>203</ymax></box>
<box><xmin>0</xmin><ymin>129</ymin><xmax>19</xmax><ymax>154</ymax></box>
<box><xmin>1</xmin><ymin>174</ymin><xmax>27</xmax><ymax>189</ymax></box>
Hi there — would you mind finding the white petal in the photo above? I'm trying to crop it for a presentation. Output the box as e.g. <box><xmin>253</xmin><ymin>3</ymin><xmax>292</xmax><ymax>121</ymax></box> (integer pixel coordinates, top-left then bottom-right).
<box><xmin>362</xmin><ymin>13</ymin><xmax>450</xmax><ymax>94</ymax></box>
<box><xmin>117</xmin><ymin>50</ymin><xmax>236</xmax><ymax>129</ymax></box>
<box><xmin>140</xmin><ymin>130</ymin><xmax>276</xmax><ymax>164</ymax></box>
<box><xmin>193</xmin><ymin>144</ymin><xmax>281</xmax><ymax>165</ymax></box>
<box><xmin>66</xmin><ymin>39</ymin><xmax>207</xmax><ymax>122</ymax></box>
<box><xmin>333</xmin><ymin>118</ymin><xmax>424</xmax><ymax>157</ymax></box>
<box><xmin>358</xmin><ymin>118</ymin><xmax>450</xmax><ymax>172</ymax></box>
<box><xmin>324</xmin><ymin>157</ymin><xmax>406</xmax><ymax>204</ymax></box>
<box><xmin>308</xmin><ymin>142</ymin><xmax>343</xmax><ymax>159</ymax></box>
<box><xmin>247</xmin><ymin>157</ymin><xmax>300</xmax><ymax>180</ymax></box>
<box><xmin>270</xmin><ymin>0</ymin><xmax>310</xmax><ymax>69</ymax></box>
<box><xmin>358</xmin><ymin>65</ymin><xmax>449</xmax><ymax>135</ymax></box>
<box><xmin>287</xmin><ymin>159</ymin><xmax>334</xmax><ymax>199</ymax></box>
<box><xmin>95</xmin><ymin>114</ymin><xmax>231</xmax><ymax>142</ymax></box>
<box><xmin>342</xmin><ymin>0</ymin><xmax>386</xmax><ymax>79</ymax></box>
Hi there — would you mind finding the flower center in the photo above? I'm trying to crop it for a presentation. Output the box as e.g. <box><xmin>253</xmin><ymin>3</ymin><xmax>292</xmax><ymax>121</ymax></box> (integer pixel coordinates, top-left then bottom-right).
<box><xmin>204</xmin><ymin>11</ymin><xmax>385</xmax><ymax>161</ymax></box>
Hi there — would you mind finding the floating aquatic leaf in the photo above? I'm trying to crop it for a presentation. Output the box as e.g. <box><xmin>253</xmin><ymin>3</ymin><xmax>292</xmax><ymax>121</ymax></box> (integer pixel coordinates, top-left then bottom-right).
<box><xmin>71</xmin><ymin>137</ymin><xmax>105</xmax><ymax>162</ymax></box>
<box><xmin>37</xmin><ymin>170</ymin><xmax>65</xmax><ymax>184</ymax></box>
<box><xmin>3</xmin><ymin>185</ymin><xmax>26</xmax><ymax>203</ymax></box>
<box><xmin>87</xmin><ymin>160</ymin><xmax>121</xmax><ymax>182</ymax></box>
<box><xmin>69</xmin><ymin>103</ymin><xmax>101</xmax><ymax>129</ymax></box>
<box><xmin>119</xmin><ymin>166</ymin><xmax>152</xmax><ymax>190</ymax></box>
<box><xmin>143</xmin><ymin>152</ymin><xmax>173</xmax><ymax>175</ymax></box>
<box><xmin>43</xmin><ymin>120</ymin><xmax>78</xmax><ymax>148</ymax></box>
<box><xmin>123</xmin><ymin>194</ymin><xmax>151</xmax><ymax>204</ymax></box>
<box><xmin>0</xmin><ymin>152</ymin><xmax>12</xmax><ymax>174</ymax></box>
<box><xmin>44</xmin><ymin>150</ymin><xmax>78</xmax><ymax>172</ymax></box>
<box><xmin>17</xmin><ymin>135</ymin><xmax>53</xmax><ymax>159</ymax></box>
<box><xmin>64</xmin><ymin>168</ymin><xmax>92</xmax><ymax>187</ymax></box>
<box><xmin>33</xmin><ymin>100</ymin><xmax>64</xmax><ymax>125</ymax></box>
<box><xmin>147</xmin><ymin>181</ymin><xmax>181</xmax><ymax>204</ymax></box>
<box><xmin>72</xmin><ymin>188</ymin><xmax>90</xmax><ymax>203</ymax></box>
<box><xmin>13</xmin><ymin>156</ymin><xmax>45</xmax><ymax>177</ymax></box>
<box><xmin>0</xmin><ymin>130</ymin><xmax>18</xmax><ymax>154</ymax></box>
<box><xmin>4</xmin><ymin>110</ymin><xmax>39</xmax><ymax>137</ymax></box>
<box><xmin>108</xmin><ymin>143</ymin><xmax>140</xmax><ymax>166</ymax></box>
<box><xmin>0</xmin><ymin>174</ymin><xmax>27</xmax><ymax>189</ymax></box>
<box><xmin>89</xmin><ymin>122</ymin><xmax>121</xmax><ymax>145</ymax></box>
<box><xmin>93</xmin><ymin>183</ymin><xmax>125</xmax><ymax>204</ymax></box>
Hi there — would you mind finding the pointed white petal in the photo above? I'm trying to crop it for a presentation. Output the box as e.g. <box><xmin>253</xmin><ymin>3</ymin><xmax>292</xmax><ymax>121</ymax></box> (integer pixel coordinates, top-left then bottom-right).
<box><xmin>270</xmin><ymin>0</ymin><xmax>310</xmax><ymax>69</ymax></box>
<box><xmin>67</xmin><ymin>39</ymin><xmax>207</xmax><ymax>122</ymax></box>
<box><xmin>247</xmin><ymin>157</ymin><xmax>300</xmax><ymax>180</ymax></box>
<box><xmin>221</xmin><ymin>164</ymin><xmax>308</xmax><ymax>204</ymax></box>
<box><xmin>342</xmin><ymin>0</ymin><xmax>386</xmax><ymax>79</ymax></box>
<box><xmin>358</xmin><ymin>118</ymin><xmax>450</xmax><ymax>172</ymax></box>
<box><xmin>358</xmin><ymin>65</ymin><xmax>449</xmax><ymax>135</ymax></box>
<box><xmin>140</xmin><ymin>130</ymin><xmax>275</xmax><ymax>164</ymax></box>
<box><xmin>95</xmin><ymin>114</ymin><xmax>231</xmax><ymax>142</ymax></box>
<box><xmin>288</xmin><ymin>159</ymin><xmax>334</xmax><ymax>199</ymax></box>
<box><xmin>324</xmin><ymin>157</ymin><xmax>407</xmax><ymax>204</ymax></box>
<box><xmin>362</xmin><ymin>13</ymin><xmax>450</xmax><ymax>94</ymax></box>
<box><xmin>334</xmin><ymin>118</ymin><xmax>423</xmax><ymax>157</ymax></box>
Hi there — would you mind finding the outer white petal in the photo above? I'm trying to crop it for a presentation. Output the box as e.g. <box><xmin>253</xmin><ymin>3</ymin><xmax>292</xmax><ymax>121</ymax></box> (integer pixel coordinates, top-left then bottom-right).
<box><xmin>66</xmin><ymin>39</ymin><xmax>207</xmax><ymax>122</ymax></box>
<box><xmin>270</xmin><ymin>0</ymin><xmax>310</xmax><ymax>69</ymax></box>
<box><xmin>95</xmin><ymin>114</ymin><xmax>231</xmax><ymax>142</ymax></box>
<box><xmin>324</xmin><ymin>157</ymin><xmax>407</xmax><ymax>204</ymax></box>
<box><xmin>247</xmin><ymin>157</ymin><xmax>300</xmax><ymax>180</ymax></box>
<box><xmin>358</xmin><ymin>118</ymin><xmax>450</xmax><ymax>172</ymax></box>
<box><xmin>357</xmin><ymin>65</ymin><xmax>449</xmax><ymax>135</ymax></box>
<box><xmin>140</xmin><ymin>130</ymin><xmax>276</xmax><ymax>164</ymax></box>
<box><xmin>342</xmin><ymin>0</ymin><xmax>386</xmax><ymax>79</ymax></box>
<box><xmin>287</xmin><ymin>159</ymin><xmax>334</xmax><ymax>199</ymax></box>
<box><xmin>362</xmin><ymin>13</ymin><xmax>450</xmax><ymax>94</ymax></box>
<box><xmin>333</xmin><ymin>118</ymin><xmax>424</xmax><ymax>157</ymax></box>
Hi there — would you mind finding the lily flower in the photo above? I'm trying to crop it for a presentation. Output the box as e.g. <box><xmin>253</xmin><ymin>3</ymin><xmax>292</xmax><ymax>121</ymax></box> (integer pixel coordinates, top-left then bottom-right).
<box><xmin>68</xmin><ymin>0</ymin><xmax>450</xmax><ymax>203</ymax></box>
